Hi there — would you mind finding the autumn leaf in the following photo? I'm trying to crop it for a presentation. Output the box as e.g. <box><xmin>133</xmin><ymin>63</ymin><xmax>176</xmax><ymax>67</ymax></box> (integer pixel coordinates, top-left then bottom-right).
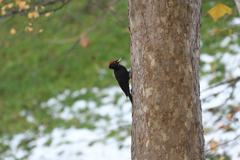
<box><xmin>233</xmin><ymin>107</ymin><xmax>240</xmax><ymax>112</ymax></box>
<box><xmin>1</xmin><ymin>6</ymin><xmax>6</xmax><ymax>15</ymax></box>
<box><xmin>210</xmin><ymin>141</ymin><xmax>218</xmax><ymax>152</ymax></box>
<box><xmin>28</xmin><ymin>27</ymin><xmax>33</xmax><ymax>32</ymax></box>
<box><xmin>38</xmin><ymin>29</ymin><xmax>43</xmax><ymax>33</ymax></box>
<box><xmin>19</xmin><ymin>1</ymin><xmax>30</xmax><ymax>11</ymax></box>
<box><xmin>25</xmin><ymin>26</ymin><xmax>33</xmax><ymax>32</ymax></box>
<box><xmin>220</xmin><ymin>156</ymin><xmax>225</xmax><ymax>160</ymax></box>
<box><xmin>1</xmin><ymin>9</ymin><xmax>6</xmax><ymax>16</ymax></box>
<box><xmin>7</xmin><ymin>3</ymin><xmax>13</xmax><ymax>9</ymax></box>
<box><xmin>229</xmin><ymin>29</ymin><xmax>232</xmax><ymax>37</ymax></box>
<box><xmin>33</xmin><ymin>11</ymin><xmax>39</xmax><ymax>18</ymax></box>
<box><xmin>15</xmin><ymin>0</ymin><xmax>21</xmax><ymax>5</ymax></box>
<box><xmin>19</xmin><ymin>1</ymin><xmax>26</xmax><ymax>11</ymax></box>
<box><xmin>10</xmin><ymin>28</ymin><xmax>16</xmax><ymax>35</ymax></box>
<box><xmin>28</xmin><ymin>11</ymin><xmax>39</xmax><ymax>19</ymax></box>
<box><xmin>207</xmin><ymin>2</ymin><xmax>232</xmax><ymax>22</ymax></box>
<box><xmin>226</xmin><ymin>113</ymin><xmax>232</xmax><ymax>119</ymax></box>
<box><xmin>45</xmin><ymin>12</ymin><xmax>51</xmax><ymax>17</ymax></box>
<box><xmin>218</xmin><ymin>125</ymin><xmax>226</xmax><ymax>129</ymax></box>
<box><xmin>28</xmin><ymin>12</ymin><xmax>33</xmax><ymax>19</ymax></box>
<box><xmin>80</xmin><ymin>35</ymin><xmax>90</xmax><ymax>48</ymax></box>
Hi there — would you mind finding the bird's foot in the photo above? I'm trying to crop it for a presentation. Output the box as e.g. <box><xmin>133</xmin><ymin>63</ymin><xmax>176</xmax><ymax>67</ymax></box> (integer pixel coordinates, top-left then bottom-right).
<box><xmin>129</xmin><ymin>69</ymin><xmax>132</xmax><ymax>79</ymax></box>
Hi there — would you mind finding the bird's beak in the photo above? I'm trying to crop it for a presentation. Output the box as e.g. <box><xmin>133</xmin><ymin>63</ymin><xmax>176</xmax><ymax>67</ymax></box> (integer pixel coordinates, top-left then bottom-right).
<box><xmin>117</xmin><ymin>57</ymin><xmax>124</xmax><ymax>63</ymax></box>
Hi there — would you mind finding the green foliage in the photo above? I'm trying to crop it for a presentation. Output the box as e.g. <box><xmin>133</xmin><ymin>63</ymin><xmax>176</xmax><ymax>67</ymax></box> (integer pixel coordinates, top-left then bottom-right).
<box><xmin>206</xmin><ymin>154</ymin><xmax>231</xmax><ymax>160</ymax></box>
<box><xmin>0</xmin><ymin>0</ymin><xmax>130</xmax><ymax>137</ymax></box>
<box><xmin>200</xmin><ymin>1</ymin><xmax>240</xmax><ymax>83</ymax></box>
<box><xmin>0</xmin><ymin>1</ymin><xmax>131</xmax><ymax>157</ymax></box>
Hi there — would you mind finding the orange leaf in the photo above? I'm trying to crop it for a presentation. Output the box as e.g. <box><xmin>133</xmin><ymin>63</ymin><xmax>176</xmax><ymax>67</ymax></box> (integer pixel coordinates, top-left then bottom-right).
<box><xmin>226</xmin><ymin>113</ymin><xmax>232</xmax><ymax>119</ymax></box>
<box><xmin>28</xmin><ymin>12</ymin><xmax>33</xmax><ymax>19</ymax></box>
<box><xmin>25</xmin><ymin>26</ymin><xmax>33</xmax><ymax>32</ymax></box>
<box><xmin>38</xmin><ymin>29</ymin><xmax>43</xmax><ymax>33</ymax></box>
<box><xmin>80</xmin><ymin>36</ymin><xmax>90</xmax><ymax>48</ymax></box>
<box><xmin>233</xmin><ymin>107</ymin><xmax>240</xmax><ymax>112</ymax></box>
<box><xmin>218</xmin><ymin>125</ymin><xmax>226</xmax><ymax>129</ymax></box>
<box><xmin>18</xmin><ymin>1</ymin><xmax>30</xmax><ymax>11</ymax></box>
<box><xmin>210</xmin><ymin>141</ymin><xmax>218</xmax><ymax>153</ymax></box>
<box><xmin>45</xmin><ymin>12</ymin><xmax>51</xmax><ymax>17</ymax></box>
<box><xmin>207</xmin><ymin>2</ymin><xmax>232</xmax><ymax>22</ymax></box>
<box><xmin>15</xmin><ymin>0</ymin><xmax>21</xmax><ymax>5</ymax></box>
<box><xmin>19</xmin><ymin>1</ymin><xmax>26</xmax><ymax>11</ymax></box>
<box><xmin>10</xmin><ymin>28</ymin><xmax>16</xmax><ymax>35</ymax></box>
<box><xmin>7</xmin><ymin>3</ymin><xmax>13</xmax><ymax>9</ymax></box>
<box><xmin>28</xmin><ymin>27</ymin><xmax>33</xmax><ymax>32</ymax></box>
<box><xmin>24</xmin><ymin>5</ymin><xmax>29</xmax><ymax>9</ymax></box>
<box><xmin>33</xmin><ymin>11</ymin><xmax>39</xmax><ymax>18</ymax></box>
<box><xmin>1</xmin><ymin>8</ymin><xmax>6</xmax><ymax>16</ymax></box>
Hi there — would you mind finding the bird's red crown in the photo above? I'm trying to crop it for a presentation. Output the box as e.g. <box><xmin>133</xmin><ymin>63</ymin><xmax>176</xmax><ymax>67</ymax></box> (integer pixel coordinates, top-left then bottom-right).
<box><xmin>108</xmin><ymin>60</ymin><xmax>117</xmax><ymax>67</ymax></box>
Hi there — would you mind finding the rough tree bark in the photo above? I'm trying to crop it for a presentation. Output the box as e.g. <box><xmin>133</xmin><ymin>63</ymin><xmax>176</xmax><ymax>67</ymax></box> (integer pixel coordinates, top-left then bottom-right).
<box><xmin>129</xmin><ymin>0</ymin><xmax>204</xmax><ymax>159</ymax></box>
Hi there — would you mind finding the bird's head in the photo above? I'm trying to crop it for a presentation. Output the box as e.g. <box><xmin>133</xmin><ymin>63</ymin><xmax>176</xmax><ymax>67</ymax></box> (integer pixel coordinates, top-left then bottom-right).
<box><xmin>108</xmin><ymin>57</ymin><xmax>124</xmax><ymax>69</ymax></box>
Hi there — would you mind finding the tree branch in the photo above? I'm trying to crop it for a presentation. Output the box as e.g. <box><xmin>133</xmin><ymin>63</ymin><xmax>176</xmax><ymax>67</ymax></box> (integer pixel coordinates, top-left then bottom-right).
<box><xmin>201</xmin><ymin>76</ymin><xmax>240</xmax><ymax>92</ymax></box>
<box><xmin>0</xmin><ymin>0</ymin><xmax>72</xmax><ymax>20</ymax></box>
<box><xmin>32</xmin><ymin>39</ymin><xmax>80</xmax><ymax>74</ymax></box>
<box><xmin>44</xmin><ymin>0</ymin><xmax>119</xmax><ymax>44</ymax></box>
<box><xmin>205</xmin><ymin>135</ymin><xmax>240</xmax><ymax>153</ymax></box>
<box><xmin>209</xmin><ymin>24</ymin><xmax>240</xmax><ymax>36</ymax></box>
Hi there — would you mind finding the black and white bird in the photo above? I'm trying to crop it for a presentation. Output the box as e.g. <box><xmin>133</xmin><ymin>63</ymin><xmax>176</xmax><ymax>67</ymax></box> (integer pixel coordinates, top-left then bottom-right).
<box><xmin>108</xmin><ymin>57</ymin><xmax>132</xmax><ymax>103</ymax></box>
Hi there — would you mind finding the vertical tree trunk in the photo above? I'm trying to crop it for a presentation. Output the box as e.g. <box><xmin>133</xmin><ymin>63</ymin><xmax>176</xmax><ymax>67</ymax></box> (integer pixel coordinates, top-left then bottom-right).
<box><xmin>129</xmin><ymin>0</ymin><xmax>204</xmax><ymax>159</ymax></box>
<box><xmin>234</xmin><ymin>0</ymin><xmax>240</xmax><ymax>15</ymax></box>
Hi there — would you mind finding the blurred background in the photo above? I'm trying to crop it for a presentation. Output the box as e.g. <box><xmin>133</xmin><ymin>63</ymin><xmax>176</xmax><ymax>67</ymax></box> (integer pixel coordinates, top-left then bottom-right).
<box><xmin>0</xmin><ymin>0</ymin><xmax>240</xmax><ymax>159</ymax></box>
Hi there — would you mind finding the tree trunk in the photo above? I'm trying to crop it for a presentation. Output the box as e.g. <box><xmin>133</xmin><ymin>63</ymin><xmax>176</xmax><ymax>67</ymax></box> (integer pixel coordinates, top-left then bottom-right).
<box><xmin>234</xmin><ymin>0</ymin><xmax>240</xmax><ymax>16</ymax></box>
<box><xmin>129</xmin><ymin>0</ymin><xmax>204</xmax><ymax>159</ymax></box>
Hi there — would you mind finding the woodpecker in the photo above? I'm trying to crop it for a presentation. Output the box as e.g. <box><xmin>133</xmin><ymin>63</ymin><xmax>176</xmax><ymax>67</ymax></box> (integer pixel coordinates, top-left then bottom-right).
<box><xmin>109</xmin><ymin>57</ymin><xmax>132</xmax><ymax>103</ymax></box>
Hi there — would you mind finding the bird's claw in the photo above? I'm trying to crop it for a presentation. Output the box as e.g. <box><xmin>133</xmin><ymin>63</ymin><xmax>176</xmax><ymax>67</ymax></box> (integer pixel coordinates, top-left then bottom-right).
<box><xmin>129</xmin><ymin>69</ymin><xmax>132</xmax><ymax>79</ymax></box>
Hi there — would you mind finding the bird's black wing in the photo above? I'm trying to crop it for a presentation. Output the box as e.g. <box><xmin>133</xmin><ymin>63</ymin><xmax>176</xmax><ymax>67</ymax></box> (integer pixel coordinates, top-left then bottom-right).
<box><xmin>114</xmin><ymin>66</ymin><xmax>132</xmax><ymax>102</ymax></box>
